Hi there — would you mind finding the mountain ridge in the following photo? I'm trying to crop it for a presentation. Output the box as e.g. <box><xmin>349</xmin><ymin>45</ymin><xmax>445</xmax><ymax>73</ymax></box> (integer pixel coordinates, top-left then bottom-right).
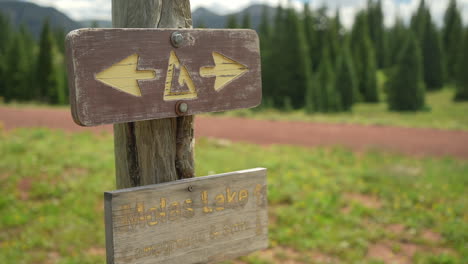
<box><xmin>0</xmin><ymin>1</ymin><xmax>275</xmax><ymax>39</ymax></box>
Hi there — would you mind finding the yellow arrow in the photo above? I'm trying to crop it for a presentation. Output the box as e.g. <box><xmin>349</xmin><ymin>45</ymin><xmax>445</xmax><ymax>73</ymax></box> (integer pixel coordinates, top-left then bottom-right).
<box><xmin>95</xmin><ymin>54</ymin><xmax>156</xmax><ymax>97</ymax></box>
<box><xmin>200</xmin><ymin>52</ymin><xmax>249</xmax><ymax>91</ymax></box>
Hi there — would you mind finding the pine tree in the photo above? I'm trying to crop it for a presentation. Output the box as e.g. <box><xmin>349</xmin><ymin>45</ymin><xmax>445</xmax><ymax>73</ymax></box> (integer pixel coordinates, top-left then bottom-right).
<box><xmin>0</xmin><ymin>12</ymin><xmax>12</xmax><ymax>100</ymax></box>
<box><xmin>388</xmin><ymin>17</ymin><xmax>407</xmax><ymax>66</ymax></box>
<box><xmin>242</xmin><ymin>11</ymin><xmax>252</xmax><ymax>29</ymax></box>
<box><xmin>36</xmin><ymin>19</ymin><xmax>60</xmax><ymax>103</ymax></box>
<box><xmin>269</xmin><ymin>6</ymin><xmax>313</xmax><ymax>110</ymax></box>
<box><xmin>226</xmin><ymin>14</ymin><xmax>238</xmax><ymax>28</ymax></box>
<box><xmin>303</xmin><ymin>3</ymin><xmax>318</xmax><ymax>72</ymax></box>
<box><xmin>387</xmin><ymin>34</ymin><xmax>425</xmax><ymax>111</ymax></box>
<box><xmin>327</xmin><ymin>10</ymin><xmax>342</xmax><ymax>67</ymax></box>
<box><xmin>336</xmin><ymin>44</ymin><xmax>358</xmax><ymax>111</ymax></box>
<box><xmin>411</xmin><ymin>0</ymin><xmax>428</xmax><ymax>42</ymax></box>
<box><xmin>443</xmin><ymin>0</ymin><xmax>463</xmax><ymax>82</ymax></box>
<box><xmin>5</xmin><ymin>34</ymin><xmax>29</xmax><ymax>102</ymax></box>
<box><xmin>350</xmin><ymin>11</ymin><xmax>378</xmax><ymax>102</ymax></box>
<box><xmin>259</xmin><ymin>5</ymin><xmax>273</xmax><ymax>106</ymax></box>
<box><xmin>367</xmin><ymin>0</ymin><xmax>386</xmax><ymax>68</ymax></box>
<box><xmin>454</xmin><ymin>28</ymin><xmax>468</xmax><ymax>101</ymax></box>
<box><xmin>268</xmin><ymin>5</ymin><xmax>286</xmax><ymax>108</ymax></box>
<box><xmin>318</xmin><ymin>48</ymin><xmax>340</xmax><ymax>112</ymax></box>
<box><xmin>422</xmin><ymin>17</ymin><xmax>445</xmax><ymax>90</ymax></box>
<box><xmin>19</xmin><ymin>25</ymin><xmax>37</xmax><ymax>101</ymax></box>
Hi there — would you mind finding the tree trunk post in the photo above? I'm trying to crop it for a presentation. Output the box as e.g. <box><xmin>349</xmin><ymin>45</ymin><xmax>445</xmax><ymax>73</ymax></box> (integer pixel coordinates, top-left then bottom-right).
<box><xmin>112</xmin><ymin>0</ymin><xmax>195</xmax><ymax>189</ymax></box>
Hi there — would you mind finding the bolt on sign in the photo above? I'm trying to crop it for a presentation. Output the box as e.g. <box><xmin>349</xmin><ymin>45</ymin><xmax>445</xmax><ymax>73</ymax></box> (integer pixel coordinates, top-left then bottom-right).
<box><xmin>105</xmin><ymin>168</ymin><xmax>268</xmax><ymax>264</ymax></box>
<box><xmin>66</xmin><ymin>29</ymin><xmax>262</xmax><ymax>126</ymax></box>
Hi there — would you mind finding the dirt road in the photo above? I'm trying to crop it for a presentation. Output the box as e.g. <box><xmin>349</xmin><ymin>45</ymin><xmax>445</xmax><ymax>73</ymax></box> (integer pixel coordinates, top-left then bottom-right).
<box><xmin>1</xmin><ymin>106</ymin><xmax>467</xmax><ymax>159</ymax></box>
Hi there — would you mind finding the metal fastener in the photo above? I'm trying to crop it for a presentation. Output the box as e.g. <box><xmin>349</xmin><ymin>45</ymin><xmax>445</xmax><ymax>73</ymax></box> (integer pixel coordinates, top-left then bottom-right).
<box><xmin>188</xmin><ymin>185</ymin><xmax>194</xmax><ymax>192</ymax></box>
<box><xmin>171</xmin><ymin>32</ymin><xmax>184</xmax><ymax>48</ymax></box>
<box><xmin>175</xmin><ymin>101</ymin><xmax>189</xmax><ymax>116</ymax></box>
<box><xmin>179</xmin><ymin>103</ymin><xmax>188</xmax><ymax>113</ymax></box>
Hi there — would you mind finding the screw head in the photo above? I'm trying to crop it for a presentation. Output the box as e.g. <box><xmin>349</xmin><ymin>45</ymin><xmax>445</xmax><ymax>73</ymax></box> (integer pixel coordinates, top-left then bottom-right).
<box><xmin>188</xmin><ymin>185</ymin><xmax>194</xmax><ymax>192</ymax></box>
<box><xmin>179</xmin><ymin>102</ymin><xmax>188</xmax><ymax>113</ymax></box>
<box><xmin>171</xmin><ymin>32</ymin><xmax>184</xmax><ymax>47</ymax></box>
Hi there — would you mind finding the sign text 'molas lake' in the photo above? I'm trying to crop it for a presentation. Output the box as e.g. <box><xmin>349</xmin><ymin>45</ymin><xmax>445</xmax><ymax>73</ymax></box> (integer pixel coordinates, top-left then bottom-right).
<box><xmin>104</xmin><ymin>168</ymin><xmax>268</xmax><ymax>264</ymax></box>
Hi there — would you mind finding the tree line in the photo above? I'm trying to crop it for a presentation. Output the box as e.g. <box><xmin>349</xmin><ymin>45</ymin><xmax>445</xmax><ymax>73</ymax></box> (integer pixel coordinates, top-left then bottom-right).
<box><xmin>0</xmin><ymin>14</ymin><xmax>68</xmax><ymax>105</ymax></box>
<box><xmin>220</xmin><ymin>0</ymin><xmax>468</xmax><ymax>112</ymax></box>
<box><xmin>1</xmin><ymin>0</ymin><xmax>468</xmax><ymax>111</ymax></box>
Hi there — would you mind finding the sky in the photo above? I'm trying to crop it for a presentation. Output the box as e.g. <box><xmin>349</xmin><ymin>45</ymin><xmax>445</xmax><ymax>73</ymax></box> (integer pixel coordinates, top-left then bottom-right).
<box><xmin>25</xmin><ymin>0</ymin><xmax>468</xmax><ymax>28</ymax></box>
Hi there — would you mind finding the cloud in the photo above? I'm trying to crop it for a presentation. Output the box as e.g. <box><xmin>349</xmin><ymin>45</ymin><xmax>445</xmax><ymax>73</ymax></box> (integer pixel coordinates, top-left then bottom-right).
<box><xmin>24</xmin><ymin>0</ymin><xmax>468</xmax><ymax>28</ymax></box>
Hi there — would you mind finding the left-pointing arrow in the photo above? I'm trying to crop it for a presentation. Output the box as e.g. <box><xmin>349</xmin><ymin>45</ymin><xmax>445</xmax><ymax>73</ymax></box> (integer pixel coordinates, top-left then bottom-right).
<box><xmin>95</xmin><ymin>54</ymin><xmax>156</xmax><ymax>97</ymax></box>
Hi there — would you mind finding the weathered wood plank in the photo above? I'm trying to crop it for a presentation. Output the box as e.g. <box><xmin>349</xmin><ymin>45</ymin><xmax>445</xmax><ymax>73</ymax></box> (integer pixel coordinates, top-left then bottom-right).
<box><xmin>66</xmin><ymin>28</ymin><xmax>261</xmax><ymax>126</ymax></box>
<box><xmin>111</xmin><ymin>0</ymin><xmax>195</xmax><ymax>188</ymax></box>
<box><xmin>105</xmin><ymin>168</ymin><xmax>268</xmax><ymax>264</ymax></box>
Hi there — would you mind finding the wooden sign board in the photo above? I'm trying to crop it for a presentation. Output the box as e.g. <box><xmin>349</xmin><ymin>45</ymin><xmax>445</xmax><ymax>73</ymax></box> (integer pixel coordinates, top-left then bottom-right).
<box><xmin>104</xmin><ymin>168</ymin><xmax>268</xmax><ymax>264</ymax></box>
<box><xmin>66</xmin><ymin>28</ymin><xmax>262</xmax><ymax>126</ymax></box>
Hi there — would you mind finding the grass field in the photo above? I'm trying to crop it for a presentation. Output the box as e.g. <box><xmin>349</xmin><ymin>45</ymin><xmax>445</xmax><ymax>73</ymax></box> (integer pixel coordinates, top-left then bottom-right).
<box><xmin>217</xmin><ymin>88</ymin><xmax>468</xmax><ymax>131</ymax></box>
<box><xmin>0</xmin><ymin>128</ymin><xmax>466</xmax><ymax>263</ymax></box>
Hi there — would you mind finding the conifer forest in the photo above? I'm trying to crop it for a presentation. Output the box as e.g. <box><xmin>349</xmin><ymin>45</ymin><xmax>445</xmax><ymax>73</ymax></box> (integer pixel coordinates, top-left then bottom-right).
<box><xmin>1</xmin><ymin>0</ymin><xmax>468</xmax><ymax>112</ymax></box>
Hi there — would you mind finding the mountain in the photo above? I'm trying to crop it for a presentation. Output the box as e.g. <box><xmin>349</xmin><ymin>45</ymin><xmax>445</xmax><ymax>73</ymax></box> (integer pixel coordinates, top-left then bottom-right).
<box><xmin>0</xmin><ymin>1</ymin><xmax>275</xmax><ymax>39</ymax></box>
<box><xmin>80</xmin><ymin>20</ymin><xmax>112</xmax><ymax>28</ymax></box>
<box><xmin>80</xmin><ymin>4</ymin><xmax>277</xmax><ymax>29</ymax></box>
<box><xmin>193</xmin><ymin>4</ymin><xmax>276</xmax><ymax>29</ymax></box>
<box><xmin>0</xmin><ymin>0</ymin><xmax>82</xmax><ymax>38</ymax></box>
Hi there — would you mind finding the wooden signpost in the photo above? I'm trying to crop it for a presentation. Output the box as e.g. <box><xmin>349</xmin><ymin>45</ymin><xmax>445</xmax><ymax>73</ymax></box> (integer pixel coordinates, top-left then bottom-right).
<box><xmin>105</xmin><ymin>168</ymin><xmax>268</xmax><ymax>264</ymax></box>
<box><xmin>66</xmin><ymin>29</ymin><xmax>261</xmax><ymax>126</ymax></box>
<box><xmin>66</xmin><ymin>1</ymin><xmax>267</xmax><ymax>263</ymax></box>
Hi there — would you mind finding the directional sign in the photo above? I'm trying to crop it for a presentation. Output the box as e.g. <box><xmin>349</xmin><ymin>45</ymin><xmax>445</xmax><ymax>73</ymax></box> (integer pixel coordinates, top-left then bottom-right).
<box><xmin>66</xmin><ymin>29</ymin><xmax>262</xmax><ymax>126</ymax></box>
<box><xmin>104</xmin><ymin>168</ymin><xmax>268</xmax><ymax>264</ymax></box>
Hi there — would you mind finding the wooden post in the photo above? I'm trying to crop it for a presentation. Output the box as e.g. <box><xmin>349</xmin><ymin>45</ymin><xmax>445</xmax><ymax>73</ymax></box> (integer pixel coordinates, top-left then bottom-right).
<box><xmin>112</xmin><ymin>0</ymin><xmax>195</xmax><ymax>189</ymax></box>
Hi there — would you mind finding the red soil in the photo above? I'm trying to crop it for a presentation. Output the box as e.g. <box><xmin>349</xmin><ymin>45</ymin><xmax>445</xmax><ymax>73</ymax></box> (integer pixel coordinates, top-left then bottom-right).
<box><xmin>1</xmin><ymin>106</ymin><xmax>468</xmax><ymax>159</ymax></box>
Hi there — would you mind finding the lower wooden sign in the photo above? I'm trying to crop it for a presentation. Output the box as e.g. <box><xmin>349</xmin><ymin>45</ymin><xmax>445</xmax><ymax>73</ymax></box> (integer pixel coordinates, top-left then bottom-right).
<box><xmin>104</xmin><ymin>168</ymin><xmax>268</xmax><ymax>264</ymax></box>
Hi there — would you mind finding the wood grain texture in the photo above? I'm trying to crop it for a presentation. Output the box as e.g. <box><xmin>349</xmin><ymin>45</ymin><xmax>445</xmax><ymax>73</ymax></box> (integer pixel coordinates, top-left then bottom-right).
<box><xmin>105</xmin><ymin>168</ymin><xmax>268</xmax><ymax>264</ymax></box>
<box><xmin>66</xmin><ymin>28</ymin><xmax>261</xmax><ymax>126</ymax></box>
<box><xmin>110</xmin><ymin>0</ymin><xmax>196</xmax><ymax>190</ymax></box>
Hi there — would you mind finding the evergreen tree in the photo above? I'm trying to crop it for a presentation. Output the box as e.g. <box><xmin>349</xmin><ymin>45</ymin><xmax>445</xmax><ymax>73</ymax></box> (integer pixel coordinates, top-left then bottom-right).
<box><xmin>311</xmin><ymin>6</ymin><xmax>330</xmax><ymax>71</ymax></box>
<box><xmin>0</xmin><ymin>13</ymin><xmax>12</xmax><ymax>99</ymax></box>
<box><xmin>454</xmin><ymin>28</ymin><xmax>468</xmax><ymax>101</ymax></box>
<box><xmin>54</xmin><ymin>28</ymin><xmax>67</xmax><ymax>54</ymax></box>
<box><xmin>367</xmin><ymin>0</ymin><xmax>386</xmax><ymax>68</ymax></box>
<box><xmin>388</xmin><ymin>17</ymin><xmax>407</xmax><ymax>66</ymax></box>
<box><xmin>316</xmin><ymin>48</ymin><xmax>340</xmax><ymax>112</ymax></box>
<box><xmin>259</xmin><ymin>5</ymin><xmax>273</xmax><ymax>106</ymax></box>
<box><xmin>350</xmin><ymin>11</ymin><xmax>378</xmax><ymax>102</ymax></box>
<box><xmin>19</xmin><ymin>25</ymin><xmax>36</xmax><ymax>101</ymax></box>
<box><xmin>443</xmin><ymin>0</ymin><xmax>463</xmax><ymax>82</ymax></box>
<box><xmin>4</xmin><ymin>34</ymin><xmax>29</xmax><ymax>102</ymax></box>
<box><xmin>411</xmin><ymin>0</ymin><xmax>428</xmax><ymax>42</ymax></box>
<box><xmin>303</xmin><ymin>3</ymin><xmax>318</xmax><ymax>72</ymax></box>
<box><xmin>422</xmin><ymin>17</ymin><xmax>445</xmax><ymax>90</ymax></box>
<box><xmin>387</xmin><ymin>34</ymin><xmax>425</xmax><ymax>111</ymax></box>
<box><xmin>226</xmin><ymin>14</ymin><xmax>238</xmax><ymax>28</ymax></box>
<box><xmin>36</xmin><ymin>19</ymin><xmax>60</xmax><ymax>103</ymax></box>
<box><xmin>268</xmin><ymin>5</ymin><xmax>286</xmax><ymax>108</ymax></box>
<box><xmin>242</xmin><ymin>11</ymin><xmax>252</xmax><ymax>29</ymax></box>
<box><xmin>335</xmin><ymin>44</ymin><xmax>358</xmax><ymax>111</ymax></box>
<box><xmin>327</xmin><ymin>10</ymin><xmax>342</xmax><ymax>67</ymax></box>
<box><xmin>271</xmin><ymin>7</ymin><xmax>313</xmax><ymax>110</ymax></box>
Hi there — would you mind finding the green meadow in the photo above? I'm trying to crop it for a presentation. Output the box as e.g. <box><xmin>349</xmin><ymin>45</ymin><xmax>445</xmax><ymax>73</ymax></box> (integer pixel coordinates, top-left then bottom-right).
<box><xmin>217</xmin><ymin>88</ymin><xmax>468</xmax><ymax>131</ymax></box>
<box><xmin>0</xmin><ymin>128</ymin><xmax>466</xmax><ymax>263</ymax></box>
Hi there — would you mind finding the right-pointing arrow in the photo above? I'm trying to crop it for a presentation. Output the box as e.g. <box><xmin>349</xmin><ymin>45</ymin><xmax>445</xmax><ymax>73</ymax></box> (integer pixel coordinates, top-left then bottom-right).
<box><xmin>200</xmin><ymin>52</ymin><xmax>249</xmax><ymax>91</ymax></box>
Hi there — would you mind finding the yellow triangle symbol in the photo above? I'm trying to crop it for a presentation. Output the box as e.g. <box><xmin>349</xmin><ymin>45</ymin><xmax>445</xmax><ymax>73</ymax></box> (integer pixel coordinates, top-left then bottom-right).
<box><xmin>164</xmin><ymin>51</ymin><xmax>198</xmax><ymax>101</ymax></box>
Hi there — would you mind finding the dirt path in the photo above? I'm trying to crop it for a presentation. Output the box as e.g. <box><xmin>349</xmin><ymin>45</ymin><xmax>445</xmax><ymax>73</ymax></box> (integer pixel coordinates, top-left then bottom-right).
<box><xmin>1</xmin><ymin>106</ymin><xmax>468</xmax><ymax>159</ymax></box>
